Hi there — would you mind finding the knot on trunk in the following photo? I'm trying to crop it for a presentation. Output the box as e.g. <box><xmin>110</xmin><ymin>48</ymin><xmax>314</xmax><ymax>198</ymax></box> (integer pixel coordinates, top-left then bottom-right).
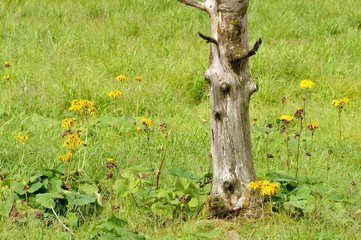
<box><xmin>220</xmin><ymin>81</ymin><xmax>230</xmax><ymax>92</ymax></box>
<box><xmin>212</xmin><ymin>107</ymin><xmax>222</xmax><ymax>120</ymax></box>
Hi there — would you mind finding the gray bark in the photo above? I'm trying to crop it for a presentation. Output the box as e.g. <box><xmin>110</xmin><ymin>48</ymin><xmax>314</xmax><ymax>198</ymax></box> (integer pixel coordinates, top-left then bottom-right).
<box><xmin>178</xmin><ymin>0</ymin><xmax>260</xmax><ymax>209</ymax></box>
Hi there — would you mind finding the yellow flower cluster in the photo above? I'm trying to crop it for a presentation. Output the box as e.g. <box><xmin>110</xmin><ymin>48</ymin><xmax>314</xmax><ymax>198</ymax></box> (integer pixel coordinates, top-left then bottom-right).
<box><xmin>61</xmin><ymin>118</ymin><xmax>77</xmax><ymax>128</ymax></box>
<box><xmin>332</xmin><ymin>97</ymin><xmax>349</xmax><ymax>108</ymax></box>
<box><xmin>141</xmin><ymin>118</ymin><xmax>153</xmax><ymax>127</ymax></box>
<box><xmin>108</xmin><ymin>90</ymin><xmax>123</xmax><ymax>99</ymax></box>
<box><xmin>279</xmin><ymin>115</ymin><xmax>293</xmax><ymax>123</ymax></box>
<box><xmin>58</xmin><ymin>152</ymin><xmax>73</xmax><ymax>162</ymax></box>
<box><xmin>299</xmin><ymin>79</ymin><xmax>315</xmax><ymax>89</ymax></box>
<box><xmin>68</xmin><ymin>99</ymin><xmax>96</xmax><ymax>115</ymax></box>
<box><xmin>63</xmin><ymin>133</ymin><xmax>84</xmax><ymax>149</ymax></box>
<box><xmin>248</xmin><ymin>180</ymin><xmax>280</xmax><ymax>196</ymax></box>
<box><xmin>15</xmin><ymin>132</ymin><xmax>29</xmax><ymax>142</ymax></box>
<box><xmin>306</xmin><ymin>122</ymin><xmax>319</xmax><ymax>131</ymax></box>
<box><xmin>116</xmin><ymin>75</ymin><xmax>128</xmax><ymax>82</ymax></box>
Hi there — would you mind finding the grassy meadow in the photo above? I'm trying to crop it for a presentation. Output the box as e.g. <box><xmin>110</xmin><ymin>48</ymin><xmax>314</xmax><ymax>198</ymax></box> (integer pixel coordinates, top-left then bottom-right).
<box><xmin>0</xmin><ymin>0</ymin><xmax>360</xmax><ymax>239</ymax></box>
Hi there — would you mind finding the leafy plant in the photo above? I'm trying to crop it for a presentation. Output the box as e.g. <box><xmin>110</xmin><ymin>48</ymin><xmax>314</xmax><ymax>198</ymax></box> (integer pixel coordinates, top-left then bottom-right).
<box><xmin>113</xmin><ymin>166</ymin><xmax>211</xmax><ymax>220</ymax></box>
<box><xmin>265</xmin><ymin>172</ymin><xmax>352</xmax><ymax>222</ymax></box>
<box><xmin>94</xmin><ymin>215</ymin><xmax>145</xmax><ymax>240</ymax></box>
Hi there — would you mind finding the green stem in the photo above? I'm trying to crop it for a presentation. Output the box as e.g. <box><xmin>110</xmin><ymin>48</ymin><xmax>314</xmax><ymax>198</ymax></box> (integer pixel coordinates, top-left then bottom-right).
<box><xmin>156</xmin><ymin>140</ymin><xmax>167</xmax><ymax>190</ymax></box>
<box><xmin>326</xmin><ymin>154</ymin><xmax>329</xmax><ymax>182</ymax></box>
<box><xmin>295</xmin><ymin>119</ymin><xmax>303</xmax><ymax>178</ymax></box>
<box><xmin>20</xmin><ymin>143</ymin><xmax>25</xmax><ymax>167</ymax></box>
<box><xmin>65</xmin><ymin>155</ymin><xmax>73</xmax><ymax>185</ymax></box>
<box><xmin>79</xmin><ymin>122</ymin><xmax>88</xmax><ymax>172</ymax></box>
<box><xmin>121</xmin><ymin>96</ymin><xmax>125</xmax><ymax>116</ymax></box>
<box><xmin>310</xmin><ymin>133</ymin><xmax>314</xmax><ymax>162</ymax></box>
<box><xmin>114</xmin><ymin>99</ymin><xmax>117</xmax><ymax>114</ymax></box>
<box><xmin>25</xmin><ymin>192</ymin><xmax>31</xmax><ymax>239</ymax></box>
<box><xmin>338</xmin><ymin>109</ymin><xmax>342</xmax><ymax>142</ymax></box>
<box><xmin>302</xmin><ymin>95</ymin><xmax>307</xmax><ymax>124</ymax></box>
<box><xmin>284</xmin><ymin>128</ymin><xmax>290</xmax><ymax>174</ymax></box>
<box><xmin>265</xmin><ymin>133</ymin><xmax>270</xmax><ymax>174</ymax></box>
<box><xmin>145</xmin><ymin>128</ymin><xmax>151</xmax><ymax>161</ymax></box>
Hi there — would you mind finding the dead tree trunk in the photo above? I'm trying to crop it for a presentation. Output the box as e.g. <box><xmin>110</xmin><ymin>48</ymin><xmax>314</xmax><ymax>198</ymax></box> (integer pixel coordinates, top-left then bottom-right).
<box><xmin>178</xmin><ymin>0</ymin><xmax>261</xmax><ymax>210</ymax></box>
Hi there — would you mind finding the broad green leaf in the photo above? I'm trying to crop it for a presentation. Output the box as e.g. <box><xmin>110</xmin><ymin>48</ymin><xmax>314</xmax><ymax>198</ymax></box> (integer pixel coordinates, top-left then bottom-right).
<box><xmin>325</xmin><ymin>190</ymin><xmax>344</xmax><ymax>202</ymax></box>
<box><xmin>0</xmin><ymin>201</ymin><xmax>13</xmax><ymax>217</ymax></box>
<box><xmin>107</xmin><ymin>215</ymin><xmax>128</xmax><ymax>228</ymax></box>
<box><xmin>169</xmin><ymin>199</ymin><xmax>180</xmax><ymax>205</ymax></box>
<box><xmin>11</xmin><ymin>181</ymin><xmax>26</xmax><ymax>195</ymax></box>
<box><xmin>97</xmin><ymin>216</ymin><xmax>132</xmax><ymax>238</ymax></box>
<box><xmin>128</xmin><ymin>177</ymin><xmax>140</xmax><ymax>193</ymax></box>
<box><xmin>175</xmin><ymin>178</ymin><xmax>190</xmax><ymax>191</ymax></box>
<box><xmin>151</xmin><ymin>202</ymin><xmax>173</xmax><ymax>219</ymax></box>
<box><xmin>27</xmin><ymin>181</ymin><xmax>43</xmax><ymax>193</ymax></box>
<box><xmin>156</xmin><ymin>189</ymin><xmax>172</xmax><ymax>199</ymax></box>
<box><xmin>168</xmin><ymin>167</ymin><xmax>202</xmax><ymax>180</ymax></box>
<box><xmin>113</xmin><ymin>179</ymin><xmax>131</xmax><ymax>197</ymax></box>
<box><xmin>65</xmin><ymin>192</ymin><xmax>96</xmax><ymax>206</ymax></box>
<box><xmin>48</xmin><ymin>177</ymin><xmax>63</xmax><ymax>193</ymax></box>
<box><xmin>66</xmin><ymin>212</ymin><xmax>78</xmax><ymax>227</ymax></box>
<box><xmin>304</xmin><ymin>203</ymin><xmax>316</xmax><ymax>214</ymax></box>
<box><xmin>78</xmin><ymin>183</ymin><xmax>99</xmax><ymax>195</ymax></box>
<box><xmin>30</xmin><ymin>173</ymin><xmax>44</xmax><ymax>182</ymax></box>
<box><xmin>292</xmin><ymin>185</ymin><xmax>311</xmax><ymax>200</ymax></box>
<box><xmin>287</xmin><ymin>196</ymin><xmax>308</xmax><ymax>209</ymax></box>
<box><xmin>202</xmin><ymin>183</ymin><xmax>212</xmax><ymax>194</ymax></box>
<box><xmin>188</xmin><ymin>197</ymin><xmax>199</xmax><ymax>208</ymax></box>
<box><xmin>35</xmin><ymin>193</ymin><xmax>63</xmax><ymax>209</ymax></box>
<box><xmin>120</xmin><ymin>165</ymin><xmax>151</xmax><ymax>179</ymax></box>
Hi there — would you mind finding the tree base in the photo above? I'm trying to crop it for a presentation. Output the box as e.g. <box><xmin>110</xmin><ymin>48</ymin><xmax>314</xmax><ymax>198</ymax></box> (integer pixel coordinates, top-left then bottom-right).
<box><xmin>206</xmin><ymin>200</ymin><xmax>263</xmax><ymax>219</ymax></box>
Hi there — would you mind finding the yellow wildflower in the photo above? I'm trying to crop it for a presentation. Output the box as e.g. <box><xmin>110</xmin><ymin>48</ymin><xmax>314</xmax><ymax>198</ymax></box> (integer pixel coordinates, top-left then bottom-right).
<box><xmin>135</xmin><ymin>76</ymin><xmax>143</xmax><ymax>82</ymax></box>
<box><xmin>332</xmin><ymin>97</ymin><xmax>349</xmax><ymax>108</ymax></box>
<box><xmin>107</xmin><ymin>158</ymin><xmax>114</xmax><ymax>162</ymax></box>
<box><xmin>248</xmin><ymin>180</ymin><xmax>280</xmax><ymax>196</ymax></box>
<box><xmin>299</xmin><ymin>79</ymin><xmax>315</xmax><ymax>89</ymax></box>
<box><xmin>4</xmin><ymin>61</ymin><xmax>10</xmax><ymax>68</ymax></box>
<box><xmin>63</xmin><ymin>133</ymin><xmax>84</xmax><ymax>149</ymax></box>
<box><xmin>58</xmin><ymin>152</ymin><xmax>73</xmax><ymax>162</ymax></box>
<box><xmin>108</xmin><ymin>90</ymin><xmax>123</xmax><ymax>99</ymax></box>
<box><xmin>141</xmin><ymin>118</ymin><xmax>153</xmax><ymax>127</ymax></box>
<box><xmin>294</xmin><ymin>107</ymin><xmax>304</xmax><ymax>119</ymax></box>
<box><xmin>260</xmin><ymin>182</ymin><xmax>280</xmax><ymax>196</ymax></box>
<box><xmin>340</xmin><ymin>97</ymin><xmax>349</xmax><ymax>104</ymax></box>
<box><xmin>68</xmin><ymin>99</ymin><xmax>96</xmax><ymax>115</ymax></box>
<box><xmin>306</xmin><ymin>122</ymin><xmax>319</xmax><ymax>131</ymax></box>
<box><xmin>61</xmin><ymin>118</ymin><xmax>77</xmax><ymax>128</ymax></box>
<box><xmin>15</xmin><ymin>132</ymin><xmax>29</xmax><ymax>142</ymax></box>
<box><xmin>247</xmin><ymin>181</ymin><xmax>260</xmax><ymax>190</ymax></box>
<box><xmin>2</xmin><ymin>74</ymin><xmax>10</xmax><ymax>81</ymax></box>
<box><xmin>279</xmin><ymin>115</ymin><xmax>293</xmax><ymax>123</ymax></box>
<box><xmin>136</xmin><ymin>126</ymin><xmax>142</xmax><ymax>131</ymax></box>
<box><xmin>116</xmin><ymin>75</ymin><xmax>128</xmax><ymax>82</ymax></box>
<box><xmin>22</xmin><ymin>180</ymin><xmax>29</xmax><ymax>190</ymax></box>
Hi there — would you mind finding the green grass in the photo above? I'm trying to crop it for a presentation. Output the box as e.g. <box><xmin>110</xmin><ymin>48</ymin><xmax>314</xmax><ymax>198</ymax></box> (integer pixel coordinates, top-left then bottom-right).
<box><xmin>0</xmin><ymin>0</ymin><xmax>360</xmax><ymax>239</ymax></box>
